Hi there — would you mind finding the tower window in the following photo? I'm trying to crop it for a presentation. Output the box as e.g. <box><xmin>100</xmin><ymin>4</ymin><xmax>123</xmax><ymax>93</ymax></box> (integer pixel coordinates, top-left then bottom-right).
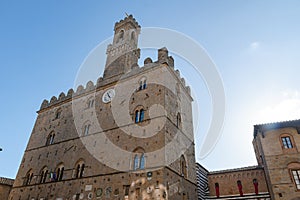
<box><xmin>83</xmin><ymin>124</ymin><xmax>91</xmax><ymax>136</ymax></box>
<box><xmin>133</xmin><ymin>154</ymin><xmax>139</xmax><ymax>170</ymax></box>
<box><xmin>46</xmin><ymin>132</ymin><xmax>55</xmax><ymax>146</ymax></box>
<box><xmin>131</xmin><ymin>31</ymin><xmax>136</xmax><ymax>41</ymax></box>
<box><xmin>140</xmin><ymin>154</ymin><xmax>145</xmax><ymax>169</ymax></box>
<box><xmin>24</xmin><ymin>170</ymin><xmax>33</xmax><ymax>186</ymax></box>
<box><xmin>133</xmin><ymin>154</ymin><xmax>145</xmax><ymax>170</ymax></box>
<box><xmin>87</xmin><ymin>98</ymin><xmax>94</xmax><ymax>108</ymax></box>
<box><xmin>135</xmin><ymin>110</ymin><xmax>140</xmax><ymax>123</ymax></box>
<box><xmin>132</xmin><ymin>148</ymin><xmax>146</xmax><ymax>170</ymax></box>
<box><xmin>292</xmin><ymin>169</ymin><xmax>300</xmax><ymax>189</ymax></box>
<box><xmin>40</xmin><ymin>167</ymin><xmax>48</xmax><ymax>183</ymax></box>
<box><xmin>117</xmin><ymin>30</ymin><xmax>124</xmax><ymax>43</ymax></box>
<box><xmin>55</xmin><ymin>109</ymin><xmax>62</xmax><ymax>119</ymax></box>
<box><xmin>135</xmin><ymin>109</ymin><xmax>145</xmax><ymax>123</ymax></box>
<box><xmin>75</xmin><ymin>161</ymin><xmax>85</xmax><ymax>178</ymax></box>
<box><xmin>281</xmin><ymin>136</ymin><xmax>293</xmax><ymax>149</ymax></box>
<box><xmin>138</xmin><ymin>77</ymin><xmax>147</xmax><ymax>90</ymax></box>
<box><xmin>56</xmin><ymin>164</ymin><xmax>64</xmax><ymax>181</ymax></box>
<box><xmin>180</xmin><ymin>155</ymin><xmax>187</xmax><ymax>178</ymax></box>
<box><xmin>177</xmin><ymin>113</ymin><xmax>182</xmax><ymax>128</ymax></box>
<box><xmin>140</xmin><ymin>109</ymin><xmax>144</xmax><ymax>122</ymax></box>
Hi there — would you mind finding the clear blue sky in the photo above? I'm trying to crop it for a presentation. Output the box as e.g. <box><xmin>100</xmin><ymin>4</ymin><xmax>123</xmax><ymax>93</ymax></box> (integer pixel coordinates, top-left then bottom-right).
<box><xmin>1</xmin><ymin>1</ymin><xmax>300</xmax><ymax>179</ymax></box>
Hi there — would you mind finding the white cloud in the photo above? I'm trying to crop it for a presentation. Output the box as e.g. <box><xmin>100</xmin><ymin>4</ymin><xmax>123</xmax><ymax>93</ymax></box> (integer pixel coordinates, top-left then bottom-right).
<box><xmin>255</xmin><ymin>89</ymin><xmax>300</xmax><ymax>124</ymax></box>
<box><xmin>250</xmin><ymin>41</ymin><xmax>260</xmax><ymax>49</ymax></box>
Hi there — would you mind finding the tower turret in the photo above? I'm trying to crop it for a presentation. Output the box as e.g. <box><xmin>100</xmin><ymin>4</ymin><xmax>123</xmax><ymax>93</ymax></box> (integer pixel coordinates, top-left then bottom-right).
<box><xmin>104</xmin><ymin>15</ymin><xmax>141</xmax><ymax>79</ymax></box>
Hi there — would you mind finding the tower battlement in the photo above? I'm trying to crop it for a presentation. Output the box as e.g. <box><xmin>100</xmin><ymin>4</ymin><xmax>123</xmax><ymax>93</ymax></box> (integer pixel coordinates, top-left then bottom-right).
<box><xmin>39</xmin><ymin>47</ymin><xmax>191</xmax><ymax>111</ymax></box>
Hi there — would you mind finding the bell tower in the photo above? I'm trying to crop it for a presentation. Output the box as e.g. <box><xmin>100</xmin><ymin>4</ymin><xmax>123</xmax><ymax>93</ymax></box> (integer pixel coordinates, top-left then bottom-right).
<box><xmin>104</xmin><ymin>15</ymin><xmax>141</xmax><ymax>79</ymax></box>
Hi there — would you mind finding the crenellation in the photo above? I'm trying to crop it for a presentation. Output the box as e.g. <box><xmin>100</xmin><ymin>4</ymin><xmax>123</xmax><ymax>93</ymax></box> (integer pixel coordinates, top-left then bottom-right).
<box><xmin>40</xmin><ymin>100</ymin><xmax>49</xmax><ymax>110</ymax></box>
<box><xmin>58</xmin><ymin>92</ymin><xmax>66</xmax><ymax>101</ymax></box>
<box><xmin>186</xmin><ymin>86</ymin><xmax>191</xmax><ymax>95</ymax></box>
<box><xmin>114</xmin><ymin>14</ymin><xmax>141</xmax><ymax>32</ymax></box>
<box><xmin>67</xmin><ymin>88</ymin><xmax>74</xmax><ymax>97</ymax></box>
<box><xmin>181</xmin><ymin>77</ymin><xmax>186</xmax><ymax>87</ymax></box>
<box><xmin>86</xmin><ymin>80</ymin><xmax>95</xmax><ymax>91</ymax></box>
<box><xmin>168</xmin><ymin>56</ymin><xmax>174</xmax><ymax>68</ymax></box>
<box><xmin>49</xmin><ymin>96</ymin><xmax>57</xmax><ymax>105</ymax></box>
<box><xmin>75</xmin><ymin>85</ymin><xmax>84</xmax><ymax>95</ymax></box>
<box><xmin>175</xmin><ymin>69</ymin><xmax>180</xmax><ymax>78</ymax></box>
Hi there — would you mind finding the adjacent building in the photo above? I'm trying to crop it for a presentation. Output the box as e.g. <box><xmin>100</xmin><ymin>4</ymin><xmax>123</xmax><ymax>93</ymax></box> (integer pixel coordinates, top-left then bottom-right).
<box><xmin>0</xmin><ymin>177</ymin><xmax>14</xmax><ymax>200</ymax></box>
<box><xmin>202</xmin><ymin>119</ymin><xmax>300</xmax><ymax>200</ymax></box>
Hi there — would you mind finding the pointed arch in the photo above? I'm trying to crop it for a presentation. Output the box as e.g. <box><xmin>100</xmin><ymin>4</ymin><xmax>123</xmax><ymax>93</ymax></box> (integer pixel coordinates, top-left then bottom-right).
<box><xmin>116</xmin><ymin>29</ymin><xmax>124</xmax><ymax>43</ymax></box>
<box><xmin>180</xmin><ymin>155</ymin><xmax>187</xmax><ymax>178</ymax></box>
<box><xmin>138</xmin><ymin>76</ymin><xmax>147</xmax><ymax>90</ymax></box>
<box><xmin>39</xmin><ymin>166</ymin><xmax>48</xmax><ymax>183</ymax></box>
<box><xmin>74</xmin><ymin>159</ymin><xmax>85</xmax><ymax>178</ymax></box>
<box><xmin>56</xmin><ymin>163</ymin><xmax>65</xmax><ymax>181</ymax></box>
<box><xmin>132</xmin><ymin>147</ymin><xmax>145</xmax><ymax>170</ymax></box>
<box><xmin>82</xmin><ymin>121</ymin><xmax>91</xmax><ymax>136</ymax></box>
<box><xmin>177</xmin><ymin>113</ymin><xmax>182</xmax><ymax>129</ymax></box>
<box><xmin>55</xmin><ymin>108</ymin><xmax>62</xmax><ymax>119</ymax></box>
<box><xmin>133</xmin><ymin>106</ymin><xmax>145</xmax><ymax>123</ymax></box>
<box><xmin>24</xmin><ymin>169</ymin><xmax>33</xmax><ymax>186</ymax></box>
<box><xmin>46</xmin><ymin>131</ymin><xmax>55</xmax><ymax>146</ymax></box>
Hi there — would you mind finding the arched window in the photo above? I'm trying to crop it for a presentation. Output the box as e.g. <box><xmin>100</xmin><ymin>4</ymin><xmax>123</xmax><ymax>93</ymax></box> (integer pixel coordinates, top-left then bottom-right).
<box><xmin>135</xmin><ymin>110</ymin><xmax>140</xmax><ymax>123</ymax></box>
<box><xmin>39</xmin><ymin>167</ymin><xmax>48</xmax><ymax>183</ymax></box>
<box><xmin>133</xmin><ymin>148</ymin><xmax>145</xmax><ymax>170</ymax></box>
<box><xmin>83</xmin><ymin>123</ymin><xmax>91</xmax><ymax>136</ymax></box>
<box><xmin>117</xmin><ymin>30</ymin><xmax>124</xmax><ymax>43</ymax></box>
<box><xmin>87</xmin><ymin>98</ymin><xmax>94</xmax><ymax>108</ymax></box>
<box><xmin>281</xmin><ymin>135</ymin><xmax>293</xmax><ymax>149</ymax></box>
<box><xmin>74</xmin><ymin>160</ymin><xmax>85</xmax><ymax>178</ymax></box>
<box><xmin>56</xmin><ymin>163</ymin><xmax>64</xmax><ymax>181</ymax></box>
<box><xmin>177</xmin><ymin>113</ymin><xmax>182</xmax><ymax>128</ymax></box>
<box><xmin>46</xmin><ymin>132</ymin><xmax>55</xmax><ymax>146</ymax></box>
<box><xmin>134</xmin><ymin>155</ymin><xmax>139</xmax><ymax>170</ymax></box>
<box><xmin>134</xmin><ymin>108</ymin><xmax>145</xmax><ymax>123</ymax></box>
<box><xmin>214</xmin><ymin>183</ymin><xmax>220</xmax><ymax>198</ymax></box>
<box><xmin>55</xmin><ymin>108</ymin><xmax>62</xmax><ymax>119</ymax></box>
<box><xmin>139</xmin><ymin>109</ymin><xmax>144</xmax><ymax>122</ymax></box>
<box><xmin>140</xmin><ymin>154</ymin><xmax>145</xmax><ymax>169</ymax></box>
<box><xmin>237</xmin><ymin>180</ymin><xmax>243</xmax><ymax>196</ymax></box>
<box><xmin>24</xmin><ymin>169</ymin><xmax>33</xmax><ymax>186</ymax></box>
<box><xmin>131</xmin><ymin>31</ymin><xmax>136</xmax><ymax>41</ymax></box>
<box><xmin>180</xmin><ymin>155</ymin><xmax>187</xmax><ymax>178</ymax></box>
<box><xmin>253</xmin><ymin>179</ymin><xmax>258</xmax><ymax>195</ymax></box>
<box><xmin>138</xmin><ymin>77</ymin><xmax>147</xmax><ymax>90</ymax></box>
<box><xmin>288</xmin><ymin>162</ymin><xmax>300</xmax><ymax>190</ymax></box>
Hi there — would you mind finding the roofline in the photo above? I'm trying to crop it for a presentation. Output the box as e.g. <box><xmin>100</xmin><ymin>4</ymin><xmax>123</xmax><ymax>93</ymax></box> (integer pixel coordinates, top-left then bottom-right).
<box><xmin>253</xmin><ymin>119</ymin><xmax>300</xmax><ymax>138</ymax></box>
<box><xmin>208</xmin><ymin>165</ymin><xmax>262</xmax><ymax>175</ymax></box>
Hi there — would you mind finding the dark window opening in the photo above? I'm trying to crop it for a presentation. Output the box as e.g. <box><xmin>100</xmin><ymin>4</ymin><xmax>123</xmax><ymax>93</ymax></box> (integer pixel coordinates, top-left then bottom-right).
<box><xmin>237</xmin><ymin>180</ymin><xmax>243</xmax><ymax>196</ymax></box>
<box><xmin>281</xmin><ymin>136</ymin><xmax>293</xmax><ymax>149</ymax></box>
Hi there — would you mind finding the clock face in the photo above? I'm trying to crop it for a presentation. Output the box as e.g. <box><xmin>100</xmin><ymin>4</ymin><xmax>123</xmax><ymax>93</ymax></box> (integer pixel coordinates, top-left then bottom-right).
<box><xmin>102</xmin><ymin>89</ymin><xmax>115</xmax><ymax>103</ymax></box>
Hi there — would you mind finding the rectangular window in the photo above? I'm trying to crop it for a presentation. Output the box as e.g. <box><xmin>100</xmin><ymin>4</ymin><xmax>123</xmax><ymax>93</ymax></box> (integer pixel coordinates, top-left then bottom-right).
<box><xmin>292</xmin><ymin>170</ymin><xmax>300</xmax><ymax>189</ymax></box>
<box><xmin>281</xmin><ymin>136</ymin><xmax>293</xmax><ymax>149</ymax></box>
